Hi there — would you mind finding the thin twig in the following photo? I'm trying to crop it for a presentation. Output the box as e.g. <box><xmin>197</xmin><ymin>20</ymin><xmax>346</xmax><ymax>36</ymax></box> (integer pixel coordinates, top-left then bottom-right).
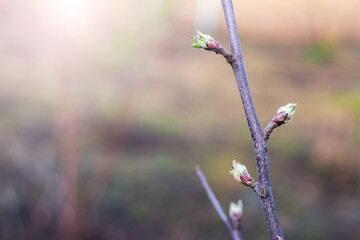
<box><xmin>206</xmin><ymin>46</ymin><xmax>236</xmax><ymax>63</ymax></box>
<box><xmin>243</xmin><ymin>181</ymin><xmax>262</xmax><ymax>196</ymax></box>
<box><xmin>263</xmin><ymin>121</ymin><xmax>280</xmax><ymax>142</ymax></box>
<box><xmin>195</xmin><ymin>166</ymin><xmax>240</xmax><ymax>240</ymax></box>
<box><xmin>232</xmin><ymin>219</ymin><xmax>243</xmax><ymax>240</ymax></box>
<box><xmin>264</xmin><ymin>103</ymin><xmax>296</xmax><ymax>142</ymax></box>
<box><xmin>220</xmin><ymin>0</ymin><xmax>284</xmax><ymax>239</ymax></box>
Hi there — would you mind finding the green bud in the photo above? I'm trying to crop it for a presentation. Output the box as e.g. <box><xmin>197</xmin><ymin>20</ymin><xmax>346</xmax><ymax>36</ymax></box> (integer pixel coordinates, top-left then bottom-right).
<box><xmin>229</xmin><ymin>200</ymin><xmax>243</xmax><ymax>218</ymax></box>
<box><xmin>191</xmin><ymin>30</ymin><xmax>217</xmax><ymax>49</ymax></box>
<box><xmin>192</xmin><ymin>42</ymin><xmax>201</xmax><ymax>48</ymax></box>
<box><xmin>229</xmin><ymin>160</ymin><xmax>252</xmax><ymax>182</ymax></box>
<box><xmin>274</xmin><ymin>103</ymin><xmax>297</xmax><ymax>124</ymax></box>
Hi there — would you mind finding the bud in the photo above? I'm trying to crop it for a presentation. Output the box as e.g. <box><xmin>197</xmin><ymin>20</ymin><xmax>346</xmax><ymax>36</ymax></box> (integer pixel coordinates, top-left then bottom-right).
<box><xmin>229</xmin><ymin>200</ymin><xmax>243</xmax><ymax>220</ymax></box>
<box><xmin>273</xmin><ymin>103</ymin><xmax>297</xmax><ymax>124</ymax></box>
<box><xmin>206</xmin><ymin>39</ymin><xmax>220</xmax><ymax>49</ymax></box>
<box><xmin>229</xmin><ymin>160</ymin><xmax>254</xmax><ymax>183</ymax></box>
<box><xmin>191</xmin><ymin>31</ymin><xmax>219</xmax><ymax>49</ymax></box>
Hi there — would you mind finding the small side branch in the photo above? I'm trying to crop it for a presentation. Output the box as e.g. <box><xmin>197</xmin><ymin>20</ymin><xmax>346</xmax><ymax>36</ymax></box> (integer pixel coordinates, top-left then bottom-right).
<box><xmin>191</xmin><ymin>31</ymin><xmax>236</xmax><ymax>63</ymax></box>
<box><xmin>263</xmin><ymin>103</ymin><xmax>297</xmax><ymax>142</ymax></box>
<box><xmin>195</xmin><ymin>166</ymin><xmax>240</xmax><ymax>240</ymax></box>
<box><xmin>238</xmin><ymin>177</ymin><xmax>264</xmax><ymax>197</ymax></box>
<box><xmin>229</xmin><ymin>160</ymin><xmax>263</xmax><ymax>196</ymax></box>
<box><xmin>210</xmin><ymin>46</ymin><xmax>236</xmax><ymax>63</ymax></box>
<box><xmin>263</xmin><ymin>121</ymin><xmax>281</xmax><ymax>142</ymax></box>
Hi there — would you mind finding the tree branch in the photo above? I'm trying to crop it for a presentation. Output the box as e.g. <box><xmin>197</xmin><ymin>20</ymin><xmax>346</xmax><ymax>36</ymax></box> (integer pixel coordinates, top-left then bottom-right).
<box><xmin>263</xmin><ymin>121</ymin><xmax>280</xmax><ymax>142</ymax></box>
<box><xmin>195</xmin><ymin>166</ymin><xmax>241</xmax><ymax>240</ymax></box>
<box><xmin>220</xmin><ymin>0</ymin><xmax>284</xmax><ymax>239</ymax></box>
<box><xmin>210</xmin><ymin>46</ymin><xmax>236</xmax><ymax>63</ymax></box>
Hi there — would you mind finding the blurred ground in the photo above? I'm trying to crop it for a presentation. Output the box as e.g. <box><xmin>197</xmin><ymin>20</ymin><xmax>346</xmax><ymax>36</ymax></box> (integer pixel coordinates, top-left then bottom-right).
<box><xmin>0</xmin><ymin>0</ymin><xmax>360</xmax><ymax>239</ymax></box>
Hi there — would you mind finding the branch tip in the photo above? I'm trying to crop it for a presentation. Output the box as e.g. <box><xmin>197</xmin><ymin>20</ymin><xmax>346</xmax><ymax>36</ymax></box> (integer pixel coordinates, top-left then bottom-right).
<box><xmin>229</xmin><ymin>200</ymin><xmax>243</xmax><ymax>221</ymax></box>
<box><xmin>274</xmin><ymin>103</ymin><xmax>297</xmax><ymax>125</ymax></box>
<box><xmin>191</xmin><ymin>31</ymin><xmax>219</xmax><ymax>49</ymax></box>
<box><xmin>191</xmin><ymin>30</ymin><xmax>236</xmax><ymax>63</ymax></box>
<box><xmin>264</xmin><ymin>103</ymin><xmax>298</xmax><ymax>141</ymax></box>
<box><xmin>229</xmin><ymin>160</ymin><xmax>257</xmax><ymax>189</ymax></box>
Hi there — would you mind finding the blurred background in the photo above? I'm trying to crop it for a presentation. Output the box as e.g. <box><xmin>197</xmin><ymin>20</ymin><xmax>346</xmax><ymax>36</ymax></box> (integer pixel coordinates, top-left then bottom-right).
<box><xmin>0</xmin><ymin>0</ymin><xmax>360</xmax><ymax>239</ymax></box>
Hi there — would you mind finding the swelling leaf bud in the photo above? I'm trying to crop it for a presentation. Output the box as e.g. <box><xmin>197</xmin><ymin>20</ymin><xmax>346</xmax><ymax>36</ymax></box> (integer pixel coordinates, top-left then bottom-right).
<box><xmin>192</xmin><ymin>42</ymin><xmax>201</xmax><ymax>48</ymax></box>
<box><xmin>273</xmin><ymin>103</ymin><xmax>297</xmax><ymax>124</ymax></box>
<box><xmin>191</xmin><ymin>31</ymin><xmax>219</xmax><ymax>49</ymax></box>
<box><xmin>229</xmin><ymin>160</ymin><xmax>253</xmax><ymax>183</ymax></box>
<box><xmin>229</xmin><ymin>200</ymin><xmax>243</xmax><ymax>220</ymax></box>
<box><xmin>206</xmin><ymin>39</ymin><xmax>220</xmax><ymax>49</ymax></box>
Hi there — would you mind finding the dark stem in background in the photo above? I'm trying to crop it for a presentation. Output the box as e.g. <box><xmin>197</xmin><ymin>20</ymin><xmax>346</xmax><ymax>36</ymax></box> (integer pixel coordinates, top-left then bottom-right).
<box><xmin>195</xmin><ymin>166</ymin><xmax>241</xmax><ymax>240</ymax></box>
<box><xmin>220</xmin><ymin>0</ymin><xmax>284</xmax><ymax>239</ymax></box>
<box><xmin>231</xmin><ymin>217</ymin><xmax>243</xmax><ymax>240</ymax></box>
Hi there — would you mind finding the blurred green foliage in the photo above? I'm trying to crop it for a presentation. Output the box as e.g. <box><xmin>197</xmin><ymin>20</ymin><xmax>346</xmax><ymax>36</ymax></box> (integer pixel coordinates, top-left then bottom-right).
<box><xmin>302</xmin><ymin>39</ymin><xmax>337</xmax><ymax>64</ymax></box>
<box><xmin>332</xmin><ymin>91</ymin><xmax>360</xmax><ymax>118</ymax></box>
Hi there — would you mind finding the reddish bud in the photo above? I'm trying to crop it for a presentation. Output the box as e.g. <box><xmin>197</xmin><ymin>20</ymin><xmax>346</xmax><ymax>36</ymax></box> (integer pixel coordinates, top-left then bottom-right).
<box><xmin>229</xmin><ymin>200</ymin><xmax>243</xmax><ymax>222</ymax></box>
<box><xmin>273</xmin><ymin>112</ymin><xmax>288</xmax><ymax>124</ymax></box>
<box><xmin>273</xmin><ymin>103</ymin><xmax>297</xmax><ymax>124</ymax></box>
<box><xmin>239</xmin><ymin>173</ymin><xmax>253</xmax><ymax>183</ymax></box>
<box><xmin>206</xmin><ymin>39</ymin><xmax>220</xmax><ymax>49</ymax></box>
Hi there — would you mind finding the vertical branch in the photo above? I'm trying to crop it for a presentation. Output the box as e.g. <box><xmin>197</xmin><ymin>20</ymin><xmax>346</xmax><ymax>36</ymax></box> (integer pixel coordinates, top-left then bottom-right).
<box><xmin>195</xmin><ymin>166</ymin><xmax>240</xmax><ymax>240</ymax></box>
<box><xmin>220</xmin><ymin>0</ymin><xmax>284</xmax><ymax>239</ymax></box>
<box><xmin>55</xmin><ymin>79</ymin><xmax>80</xmax><ymax>240</ymax></box>
<box><xmin>220</xmin><ymin>0</ymin><xmax>262</xmax><ymax>147</ymax></box>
